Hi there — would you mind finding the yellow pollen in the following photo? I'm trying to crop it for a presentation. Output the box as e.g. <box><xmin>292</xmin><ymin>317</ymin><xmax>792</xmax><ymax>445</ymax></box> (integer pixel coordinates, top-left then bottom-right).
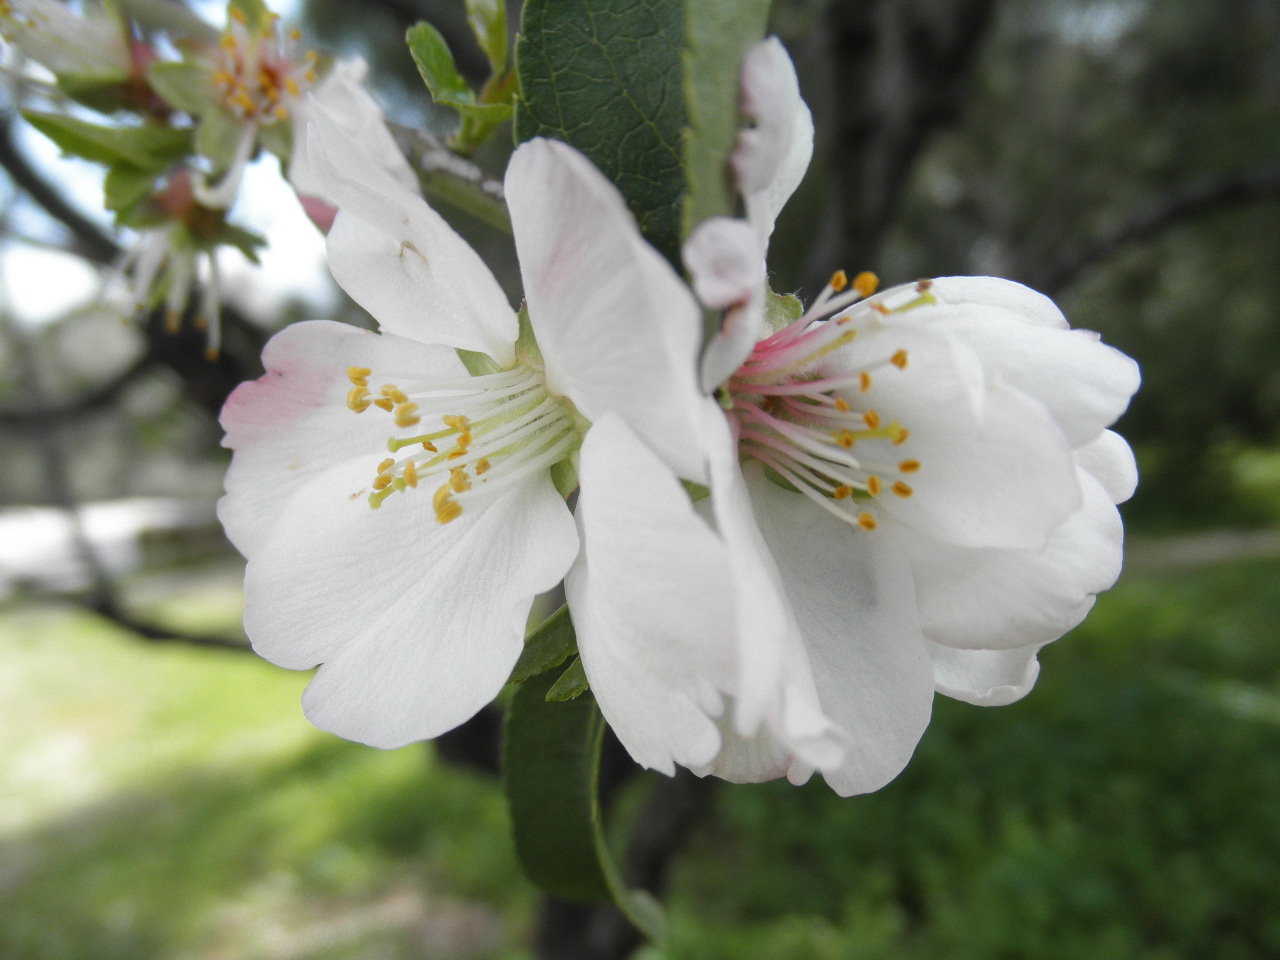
<box><xmin>422</xmin><ymin>441</ymin><xmax>438</xmax><ymax>452</ymax></box>
<box><xmin>346</xmin><ymin>386</ymin><xmax>371</xmax><ymax>412</ymax></box>
<box><xmin>836</xmin><ymin>429</ymin><xmax>856</xmax><ymax>450</ymax></box>
<box><xmin>475</xmin><ymin>459</ymin><xmax>491</xmax><ymax>475</ymax></box>
<box><xmin>433</xmin><ymin>485</ymin><xmax>463</xmax><ymax>524</ymax></box>
<box><xmin>830</xmin><ymin>270</ymin><xmax>848</xmax><ymax>292</ymax></box>
<box><xmin>893</xmin><ymin>481</ymin><xmax>914</xmax><ymax>498</ymax></box>
<box><xmin>442</xmin><ymin>414</ymin><xmax>470</xmax><ymax>431</ymax></box>
<box><xmin>373</xmin><ymin>397</ymin><xmax>394</xmax><ymax>412</ymax></box>
<box><xmin>891</xmin><ymin>349</ymin><xmax>909</xmax><ymax>369</ymax></box>
<box><xmin>285</xmin><ymin>76</ymin><xmax>300</xmax><ymax>96</ymax></box>
<box><xmin>866</xmin><ymin>475</ymin><xmax>882</xmax><ymax>496</ymax></box>
<box><xmin>917</xmin><ymin>279</ymin><xmax>934</xmax><ymax>292</ymax></box>
<box><xmin>382</xmin><ymin>384</ymin><xmax>408</xmax><ymax>403</ymax></box>
<box><xmin>449</xmin><ymin>467</ymin><xmax>472</xmax><ymax>493</ymax></box>
<box><xmin>853</xmin><ymin>271</ymin><xmax>879</xmax><ymax>297</ymax></box>
<box><xmin>404</xmin><ymin>461</ymin><xmax>419</xmax><ymax>487</ymax></box>
<box><xmin>304</xmin><ymin>68</ymin><xmax>316</xmax><ymax>84</ymax></box>
<box><xmin>893</xmin><ymin>427</ymin><xmax>910</xmax><ymax>445</ymax></box>
<box><xmin>860</xmin><ymin>371</ymin><xmax>872</xmax><ymax>392</ymax></box>
<box><xmin>347</xmin><ymin>366</ymin><xmax>371</xmax><ymax>384</ymax></box>
<box><xmin>220</xmin><ymin>35</ymin><xmax>238</xmax><ymax>50</ymax></box>
<box><xmin>394</xmin><ymin>402</ymin><xmax>420</xmax><ymax>427</ymax></box>
<box><xmin>899</xmin><ymin>459</ymin><xmax>920</xmax><ymax>473</ymax></box>
<box><xmin>289</xmin><ymin>27</ymin><xmax>301</xmax><ymax>40</ymax></box>
<box><xmin>871</xmin><ymin>302</ymin><xmax>889</xmax><ymax>315</ymax></box>
<box><xmin>376</xmin><ymin>457</ymin><xmax>394</xmax><ymax>474</ymax></box>
<box><xmin>372</xmin><ymin>474</ymin><xmax>393</xmax><ymax>491</ymax></box>
<box><xmin>229</xmin><ymin>7</ymin><xmax>247</xmax><ymax>23</ymax></box>
<box><xmin>274</xmin><ymin>105</ymin><xmax>289</xmax><ymax>120</ymax></box>
<box><xmin>858</xmin><ymin>512</ymin><xmax>878</xmax><ymax>531</ymax></box>
<box><xmin>863</xmin><ymin>409</ymin><xmax>881</xmax><ymax>429</ymax></box>
<box><xmin>834</xmin><ymin>396</ymin><xmax>851</xmax><ymax>412</ymax></box>
<box><xmin>833</xmin><ymin>485</ymin><xmax>853</xmax><ymax>500</ymax></box>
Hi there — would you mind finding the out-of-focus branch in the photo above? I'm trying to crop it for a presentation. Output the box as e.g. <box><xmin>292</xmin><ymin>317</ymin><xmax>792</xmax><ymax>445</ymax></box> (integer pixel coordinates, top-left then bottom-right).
<box><xmin>84</xmin><ymin>597</ymin><xmax>250</xmax><ymax>651</ymax></box>
<box><xmin>0</xmin><ymin>115</ymin><xmax>121</xmax><ymax>265</ymax></box>
<box><xmin>0</xmin><ymin>352</ymin><xmax>156</xmax><ymax>427</ymax></box>
<box><xmin>1034</xmin><ymin>165</ymin><xmax>1280</xmax><ymax>295</ymax></box>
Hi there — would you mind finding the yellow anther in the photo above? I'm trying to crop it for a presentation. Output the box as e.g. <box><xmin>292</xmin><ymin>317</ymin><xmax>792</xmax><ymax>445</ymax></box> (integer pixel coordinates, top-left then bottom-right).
<box><xmin>449</xmin><ymin>467</ymin><xmax>472</xmax><ymax>493</ymax></box>
<box><xmin>205</xmin><ymin>346</ymin><xmax>220</xmax><ymax>362</ymax></box>
<box><xmin>432</xmin><ymin>484</ymin><xmax>452</xmax><ymax>511</ymax></box>
<box><xmin>891</xmin><ymin>349</ymin><xmax>908</xmax><ymax>370</ymax></box>
<box><xmin>433</xmin><ymin>485</ymin><xmax>462</xmax><ymax>524</ymax></box>
<box><xmin>347</xmin><ymin>366</ymin><xmax>371</xmax><ymax>384</ymax></box>
<box><xmin>404</xmin><ymin>461</ymin><xmax>418</xmax><ymax>487</ymax></box>
<box><xmin>893</xmin><ymin>427</ymin><xmax>910</xmax><ymax>445</ymax></box>
<box><xmin>220</xmin><ymin>35</ymin><xmax>238</xmax><ymax>50</ymax></box>
<box><xmin>164</xmin><ymin>310</ymin><xmax>180</xmax><ymax>334</ymax></box>
<box><xmin>830</xmin><ymin>270</ymin><xmax>848</xmax><ymax>292</ymax></box>
<box><xmin>836</xmin><ymin>429</ymin><xmax>856</xmax><ymax>450</ymax></box>
<box><xmin>304</xmin><ymin>68</ymin><xmax>317</xmax><ymax>84</ymax></box>
<box><xmin>395</xmin><ymin>403</ymin><xmax>420</xmax><ymax>427</ymax></box>
<box><xmin>229</xmin><ymin>7</ymin><xmax>247</xmax><ymax>23</ymax></box>
<box><xmin>898</xmin><ymin>459</ymin><xmax>920</xmax><ymax>473</ymax></box>
<box><xmin>834</xmin><ymin>396</ymin><xmax>851</xmax><ymax>412</ymax></box>
<box><xmin>274</xmin><ymin>105</ymin><xmax>289</xmax><ymax>120</ymax></box>
<box><xmin>347</xmin><ymin>386</ymin><xmax>371</xmax><ymax>412</ymax></box>
<box><xmin>892</xmin><ymin>481</ymin><xmax>914</xmax><ymax>498</ymax></box>
<box><xmin>193</xmin><ymin>315</ymin><xmax>207</xmax><ymax>331</ymax></box>
<box><xmin>289</xmin><ymin>27</ymin><xmax>301</xmax><ymax>40</ymax></box>
<box><xmin>871</xmin><ymin>302</ymin><xmax>889</xmax><ymax>315</ymax></box>
<box><xmin>381</xmin><ymin>384</ymin><xmax>408</xmax><ymax>403</ymax></box>
<box><xmin>372</xmin><ymin>474</ymin><xmax>393</xmax><ymax>491</ymax></box>
<box><xmin>375</xmin><ymin>458</ymin><xmax>393</xmax><ymax>475</ymax></box>
<box><xmin>212</xmin><ymin>69</ymin><xmax>232</xmax><ymax>87</ymax></box>
<box><xmin>863</xmin><ymin>409</ymin><xmax>881</xmax><ymax>429</ymax></box>
<box><xmin>866</xmin><ymin>475</ymin><xmax>882</xmax><ymax>496</ymax></box>
<box><xmin>442</xmin><ymin>414</ymin><xmax>471</xmax><ymax>431</ymax></box>
<box><xmin>858</xmin><ymin>512</ymin><xmax>878</xmax><ymax>531</ymax></box>
<box><xmin>916</xmin><ymin>279</ymin><xmax>934</xmax><ymax>292</ymax></box>
<box><xmin>422</xmin><ymin>441</ymin><xmax>438</xmax><ymax>452</ymax></box>
<box><xmin>833</xmin><ymin>484</ymin><xmax>853</xmax><ymax>500</ymax></box>
<box><xmin>859</xmin><ymin>371</ymin><xmax>872</xmax><ymax>392</ymax></box>
<box><xmin>853</xmin><ymin>271</ymin><xmax>879</xmax><ymax>297</ymax></box>
<box><xmin>285</xmin><ymin>76</ymin><xmax>300</xmax><ymax>96</ymax></box>
<box><xmin>475</xmin><ymin>459</ymin><xmax>491</xmax><ymax>475</ymax></box>
<box><xmin>373</xmin><ymin>397</ymin><xmax>394</xmax><ymax>412</ymax></box>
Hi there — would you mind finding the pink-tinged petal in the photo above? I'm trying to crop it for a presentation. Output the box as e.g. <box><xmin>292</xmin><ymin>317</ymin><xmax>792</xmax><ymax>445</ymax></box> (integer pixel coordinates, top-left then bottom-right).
<box><xmin>308</xmin><ymin>120</ymin><xmax>516</xmax><ymax>363</ymax></box>
<box><xmin>218</xmin><ymin>321</ymin><xmax>466</xmax><ymax>557</ymax></box>
<box><xmin>289</xmin><ymin>58</ymin><xmax>419</xmax><ymax>200</ymax></box>
<box><xmin>566</xmin><ymin>415</ymin><xmax>735</xmax><ymax>774</ymax></box>
<box><xmin>732</xmin><ymin>37</ymin><xmax>814</xmax><ymax>247</ymax></box>
<box><xmin>893</xmin><ymin>467</ymin><xmax>1122</xmax><ymax>651</ymax></box>
<box><xmin>1075</xmin><ymin>429</ymin><xmax>1138</xmax><ymax>504</ymax></box>
<box><xmin>927</xmin><ymin>641</ymin><xmax>1043</xmax><ymax>707</ymax></box>
<box><xmin>746</xmin><ymin>468</ymin><xmax>935</xmax><ymax>796</ymax></box>
<box><xmin>920</xmin><ymin>279</ymin><xmax>1141</xmax><ymax>445</ymax></box>
<box><xmin>506</xmin><ymin>139</ymin><xmax>708</xmax><ymax>481</ymax></box>
<box><xmin>244</xmin><ymin>457</ymin><xmax>578</xmax><ymax>748</ymax></box>
<box><xmin>833</xmin><ymin>325</ymin><xmax>1081</xmax><ymax>550</ymax></box>
<box><xmin>684</xmin><ymin>217</ymin><xmax>768</xmax><ymax>391</ymax></box>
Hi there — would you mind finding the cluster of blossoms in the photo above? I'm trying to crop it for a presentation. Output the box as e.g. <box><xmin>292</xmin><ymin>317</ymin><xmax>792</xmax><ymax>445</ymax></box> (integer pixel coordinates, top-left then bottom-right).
<box><xmin>2</xmin><ymin>0</ymin><xmax>409</xmax><ymax>358</ymax></box>
<box><xmin>219</xmin><ymin>39</ymin><xmax>1139</xmax><ymax>794</ymax></box>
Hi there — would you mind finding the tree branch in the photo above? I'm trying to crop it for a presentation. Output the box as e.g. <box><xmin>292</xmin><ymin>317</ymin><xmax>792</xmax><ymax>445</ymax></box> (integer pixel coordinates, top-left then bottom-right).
<box><xmin>84</xmin><ymin>596</ymin><xmax>251</xmax><ymax>652</ymax></box>
<box><xmin>0</xmin><ymin>352</ymin><xmax>157</xmax><ymax>428</ymax></box>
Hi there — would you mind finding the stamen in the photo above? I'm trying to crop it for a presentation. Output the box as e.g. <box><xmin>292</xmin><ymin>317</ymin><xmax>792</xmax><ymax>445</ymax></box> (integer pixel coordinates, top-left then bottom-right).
<box><xmin>866</xmin><ymin>475</ymin><xmax>882</xmax><ymax>496</ymax></box>
<box><xmin>898</xmin><ymin>459</ymin><xmax>920</xmax><ymax>473</ymax></box>
<box><xmin>853</xmin><ymin>271</ymin><xmax>879</xmax><ymax>297</ymax></box>
<box><xmin>830</xmin><ymin>270</ymin><xmax>848</xmax><ymax>292</ymax></box>
<box><xmin>858</xmin><ymin>513</ymin><xmax>877</xmax><ymax>531</ymax></box>
<box><xmin>892</xmin><ymin>481</ymin><xmax>913</xmax><ymax>498</ymax></box>
<box><xmin>891</xmin><ymin>349</ymin><xmax>908</xmax><ymax>369</ymax></box>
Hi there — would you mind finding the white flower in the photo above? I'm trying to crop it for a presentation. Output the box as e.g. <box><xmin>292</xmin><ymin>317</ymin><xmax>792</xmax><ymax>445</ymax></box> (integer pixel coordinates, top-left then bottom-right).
<box><xmin>218</xmin><ymin>117</ymin><xmax>711</xmax><ymax>750</ymax></box>
<box><xmin>0</xmin><ymin>0</ymin><xmax>131</xmax><ymax>80</ymax></box>
<box><xmin>571</xmin><ymin>37</ymin><xmax>1140</xmax><ymax>796</ymax></box>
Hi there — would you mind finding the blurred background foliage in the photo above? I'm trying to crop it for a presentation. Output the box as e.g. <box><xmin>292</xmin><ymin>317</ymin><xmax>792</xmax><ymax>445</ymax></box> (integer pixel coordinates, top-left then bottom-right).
<box><xmin>1</xmin><ymin>0</ymin><xmax>1278</xmax><ymax>958</ymax></box>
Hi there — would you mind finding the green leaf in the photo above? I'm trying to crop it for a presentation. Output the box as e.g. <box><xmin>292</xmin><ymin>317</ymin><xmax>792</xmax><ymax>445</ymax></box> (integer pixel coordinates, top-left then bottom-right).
<box><xmin>515</xmin><ymin>0</ymin><xmax>687</xmax><ymax>264</ymax></box>
<box><xmin>220</xmin><ymin>224</ymin><xmax>267</xmax><ymax>264</ymax></box>
<box><xmin>466</xmin><ymin>0</ymin><xmax>508</xmax><ymax>75</ymax></box>
<box><xmin>502</xmin><ymin>671</ymin><xmax>666</xmax><ymax>944</ymax></box>
<box><xmin>682</xmin><ymin>0</ymin><xmax>772</xmax><ymax>237</ymax></box>
<box><xmin>547</xmin><ymin>657</ymin><xmax>590</xmax><ymax>701</ymax></box>
<box><xmin>148</xmin><ymin>61</ymin><xmax>215</xmax><ymax>115</ymax></box>
<box><xmin>195</xmin><ymin>108</ymin><xmax>247</xmax><ymax>170</ymax></box>
<box><xmin>103</xmin><ymin>164</ymin><xmax>157</xmax><ymax>216</ymax></box>
<box><xmin>509</xmin><ymin>604</ymin><xmax>577</xmax><ymax>684</ymax></box>
<box><xmin>407</xmin><ymin>21</ymin><xmax>512</xmax><ymax>124</ymax></box>
<box><xmin>765</xmin><ymin>288</ymin><xmax>804</xmax><ymax>330</ymax></box>
<box><xmin>22</xmin><ymin>112</ymin><xmax>192</xmax><ymax>172</ymax></box>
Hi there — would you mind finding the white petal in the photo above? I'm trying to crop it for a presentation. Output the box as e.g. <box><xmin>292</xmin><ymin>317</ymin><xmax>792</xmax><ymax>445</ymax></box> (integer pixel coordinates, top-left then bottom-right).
<box><xmin>927</xmin><ymin>641</ymin><xmax>1043</xmax><ymax>707</ymax></box>
<box><xmin>506</xmin><ymin>139</ymin><xmax>708</xmax><ymax>481</ymax></box>
<box><xmin>308</xmin><ymin>120</ymin><xmax>516</xmax><ymax>363</ymax></box>
<box><xmin>924</xmin><ymin>276</ymin><xmax>1069</xmax><ymax>329</ymax></box>
<box><xmin>566</xmin><ymin>415</ymin><xmax>734</xmax><ymax>774</ymax></box>
<box><xmin>290</xmin><ymin>58</ymin><xmax>419</xmax><ymax>199</ymax></box>
<box><xmin>244</xmin><ymin>458</ymin><xmax>578</xmax><ymax>748</ymax></box>
<box><xmin>746</xmin><ymin>469</ymin><xmax>936</xmax><ymax>796</ymax></box>
<box><xmin>732</xmin><ymin>37</ymin><xmax>814</xmax><ymax>248</ymax></box>
<box><xmin>684</xmin><ymin>217</ymin><xmax>768</xmax><ymax>391</ymax></box>
<box><xmin>895</xmin><ymin>467</ymin><xmax>1123</xmax><ymax>650</ymax></box>
<box><xmin>218</xmin><ymin>321</ymin><xmax>466</xmax><ymax>557</ymax></box>
<box><xmin>1075</xmin><ymin>429</ymin><xmax>1138</xmax><ymax>504</ymax></box>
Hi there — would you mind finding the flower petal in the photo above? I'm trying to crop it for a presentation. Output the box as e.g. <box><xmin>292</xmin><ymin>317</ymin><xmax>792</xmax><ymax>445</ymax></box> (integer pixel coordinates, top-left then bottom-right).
<box><xmin>745</xmin><ymin>467</ymin><xmax>936</xmax><ymax>796</ymax></box>
<box><xmin>894</xmin><ymin>466</ymin><xmax>1122</xmax><ymax>650</ymax></box>
<box><xmin>684</xmin><ymin>216</ymin><xmax>768</xmax><ymax>391</ymax></box>
<box><xmin>243</xmin><ymin>457</ymin><xmax>578</xmax><ymax>748</ymax></box>
<box><xmin>927</xmin><ymin>640</ymin><xmax>1043</xmax><ymax>707</ymax></box>
<box><xmin>566</xmin><ymin>414</ymin><xmax>734</xmax><ymax>774</ymax></box>
<box><xmin>1075</xmin><ymin>429</ymin><xmax>1138</xmax><ymax>504</ymax></box>
<box><xmin>506</xmin><ymin>139</ymin><xmax>708</xmax><ymax>481</ymax></box>
<box><xmin>732</xmin><ymin>37</ymin><xmax>814</xmax><ymax>248</ymax></box>
<box><xmin>308</xmin><ymin>119</ymin><xmax>516</xmax><ymax>363</ymax></box>
<box><xmin>218</xmin><ymin>320</ymin><xmax>466</xmax><ymax>557</ymax></box>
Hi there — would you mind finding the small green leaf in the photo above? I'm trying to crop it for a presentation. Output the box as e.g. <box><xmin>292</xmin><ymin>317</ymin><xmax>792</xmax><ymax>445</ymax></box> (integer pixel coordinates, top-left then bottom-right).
<box><xmin>509</xmin><ymin>604</ymin><xmax>577</xmax><ymax>684</ymax></box>
<box><xmin>195</xmin><ymin>108</ymin><xmax>247</xmax><ymax>170</ymax></box>
<box><xmin>466</xmin><ymin>0</ymin><xmax>508</xmax><ymax>76</ymax></box>
<box><xmin>220</xmin><ymin>224</ymin><xmax>267</xmax><ymax>264</ymax></box>
<box><xmin>547</xmin><ymin>657</ymin><xmax>590</xmax><ymax>701</ymax></box>
<box><xmin>407</xmin><ymin>21</ymin><xmax>512</xmax><ymax>124</ymax></box>
<box><xmin>103</xmin><ymin>164</ymin><xmax>157</xmax><ymax>215</ymax></box>
<box><xmin>681</xmin><ymin>0</ymin><xmax>772</xmax><ymax>237</ymax></box>
<box><xmin>765</xmin><ymin>288</ymin><xmax>805</xmax><ymax>330</ymax></box>
<box><xmin>22</xmin><ymin>112</ymin><xmax>192</xmax><ymax>172</ymax></box>
<box><xmin>148</xmin><ymin>61</ymin><xmax>215</xmax><ymax>115</ymax></box>
<box><xmin>515</xmin><ymin>0</ymin><xmax>687</xmax><ymax>265</ymax></box>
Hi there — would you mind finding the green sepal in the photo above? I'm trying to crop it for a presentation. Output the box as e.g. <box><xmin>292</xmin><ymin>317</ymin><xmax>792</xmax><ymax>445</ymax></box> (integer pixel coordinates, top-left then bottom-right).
<box><xmin>455</xmin><ymin>348</ymin><xmax>505</xmax><ymax>377</ymax></box>
<box><xmin>502</xmin><ymin>670</ymin><xmax>667</xmax><ymax>944</ymax></box>
<box><xmin>466</xmin><ymin>0</ymin><xmax>508</xmax><ymax>76</ymax></box>
<box><xmin>195</xmin><ymin>107</ymin><xmax>247</xmax><ymax>170</ymax></box>
<box><xmin>765</xmin><ymin>288</ymin><xmax>805</xmax><ymax>331</ymax></box>
<box><xmin>147</xmin><ymin>60</ymin><xmax>216</xmax><ymax>115</ymax></box>
<box><xmin>547</xmin><ymin>657</ymin><xmax>590</xmax><ymax>701</ymax></box>
<box><xmin>103</xmin><ymin>164</ymin><xmax>158</xmax><ymax>217</ymax></box>
<box><xmin>22</xmin><ymin>112</ymin><xmax>191</xmax><ymax>172</ymax></box>
<box><xmin>550</xmin><ymin>457</ymin><xmax>579</xmax><ymax>498</ymax></box>
<box><xmin>407</xmin><ymin>21</ymin><xmax>512</xmax><ymax>128</ymax></box>
<box><xmin>53</xmin><ymin>71</ymin><xmax>131</xmax><ymax>111</ymax></box>
<box><xmin>509</xmin><ymin>604</ymin><xmax>577</xmax><ymax>684</ymax></box>
<box><xmin>220</xmin><ymin>224</ymin><xmax>267</xmax><ymax>264</ymax></box>
<box><xmin>228</xmin><ymin>0</ymin><xmax>272</xmax><ymax>32</ymax></box>
<box><xmin>258</xmin><ymin>120</ymin><xmax>293</xmax><ymax>163</ymax></box>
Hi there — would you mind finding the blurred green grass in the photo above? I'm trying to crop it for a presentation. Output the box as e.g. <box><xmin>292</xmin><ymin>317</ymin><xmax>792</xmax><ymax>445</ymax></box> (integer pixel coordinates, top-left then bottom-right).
<box><xmin>2</xmin><ymin>552</ymin><xmax>1279</xmax><ymax>959</ymax></box>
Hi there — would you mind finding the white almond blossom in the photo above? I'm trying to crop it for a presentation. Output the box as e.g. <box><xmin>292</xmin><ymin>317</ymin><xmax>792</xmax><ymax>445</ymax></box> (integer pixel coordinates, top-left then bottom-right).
<box><xmin>0</xmin><ymin>0</ymin><xmax>132</xmax><ymax>81</ymax></box>
<box><xmin>218</xmin><ymin>117</ymin><xmax>713</xmax><ymax>750</ymax></box>
<box><xmin>570</xmin><ymin>37</ymin><xmax>1139</xmax><ymax>796</ymax></box>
